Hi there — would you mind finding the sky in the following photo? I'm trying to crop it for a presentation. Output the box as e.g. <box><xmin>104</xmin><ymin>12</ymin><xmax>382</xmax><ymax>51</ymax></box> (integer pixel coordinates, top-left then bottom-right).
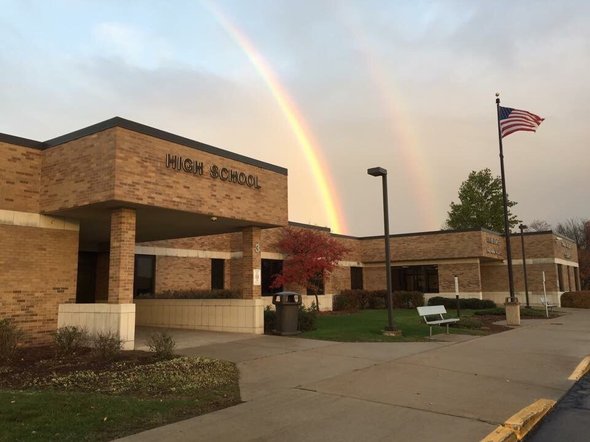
<box><xmin>1</xmin><ymin>0</ymin><xmax>588</xmax><ymax>236</ymax></box>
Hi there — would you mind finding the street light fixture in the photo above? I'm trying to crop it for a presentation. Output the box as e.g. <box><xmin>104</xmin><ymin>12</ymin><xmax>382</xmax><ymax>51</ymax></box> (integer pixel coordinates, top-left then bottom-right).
<box><xmin>367</xmin><ymin>167</ymin><xmax>398</xmax><ymax>333</ymax></box>
<box><xmin>519</xmin><ymin>224</ymin><xmax>530</xmax><ymax>308</ymax></box>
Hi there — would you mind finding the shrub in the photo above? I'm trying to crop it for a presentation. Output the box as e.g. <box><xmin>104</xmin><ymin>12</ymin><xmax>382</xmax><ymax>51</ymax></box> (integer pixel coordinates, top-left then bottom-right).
<box><xmin>0</xmin><ymin>319</ymin><xmax>23</xmax><ymax>363</ymax></box>
<box><xmin>427</xmin><ymin>296</ymin><xmax>496</xmax><ymax>310</ymax></box>
<box><xmin>147</xmin><ymin>332</ymin><xmax>176</xmax><ymax>359</ymax></box>
<box><xmin>93</xmin><ymin>331</ymin><xmax>122</xmax><ymax>360</ymax></box>
<box><xmin>137</xmin><ymin>289</ymin><xmax>242</xmax><ymax>300</ymax></box>
<box><xmin>298</xmin><ymin>304</ymin><xmax>317</xmax><ymax>332</ymax></box>
<box><xmin>54</xmin><ymin>326</ymin><xmax>89</xmax><ymax>356</ymax></box>
<box><xmin>334</xmin><ymin>290</ymin><xmax>424</xmax><ymax>311</ymax></box>
<box><xmin>264</xmin><ymin>306</ymin><xmax>276</xmax><ymax>334</ymax></box>
<box><xmin>561</xmin><ymin>291</ymin><xmax>590</xmax><ymax>308</ymax></box>
<box><xmin>474</xmin><ymin>307</ymin><xmax>505</xmax><ymax>316</ymax></box>
<box><xmin>392</xmin><ymin>291</ymin><xmax>425</xmax><ymax>309</ymax></box>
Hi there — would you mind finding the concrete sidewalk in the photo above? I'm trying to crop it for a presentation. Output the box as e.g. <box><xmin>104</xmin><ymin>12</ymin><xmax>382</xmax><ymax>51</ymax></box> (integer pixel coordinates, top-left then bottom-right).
<box><xmin>120</xmin><ymin>309</ymin><xmax>590</xmax><ymax>442</ymax></box>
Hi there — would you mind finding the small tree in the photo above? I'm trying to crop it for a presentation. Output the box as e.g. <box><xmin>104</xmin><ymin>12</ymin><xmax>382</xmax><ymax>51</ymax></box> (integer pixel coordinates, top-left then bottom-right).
<box><xmin>555</xmin><ymin>218</ymin><xmax>589</xmax><ymax>290</ymax></box>
<box><xmin>271</xmin><ymin>228</ymin><xmax>349</xmax><ymax>310</ymax></box>
<box><xmin>528</xmin><ymin>219</ymin><xmax>552</xmax><ymax>232</ymax></box>
<box><xmin>445</xmin><ymin>168</ymin><xmax>519</xmax><ymax>233</ymax></box>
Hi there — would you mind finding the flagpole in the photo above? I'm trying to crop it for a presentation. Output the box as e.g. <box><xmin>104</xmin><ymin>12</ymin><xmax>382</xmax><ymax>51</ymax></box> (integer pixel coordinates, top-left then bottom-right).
<box><xmin>495</xmin><ymin>93</ymin><xmax>516</xmax><ymax>302</ymax></box>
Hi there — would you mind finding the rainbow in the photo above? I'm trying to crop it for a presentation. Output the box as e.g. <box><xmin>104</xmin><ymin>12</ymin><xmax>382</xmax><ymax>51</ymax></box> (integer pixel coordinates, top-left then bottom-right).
<box><xmin>205</xmin><ymin>3</ymin><xmax>348</xmax><ymax>234</ymax></box>
<box><xmin>340</xmin><ymin>7</ymin><xmax>441</xmax><ymax>230</ymax></box>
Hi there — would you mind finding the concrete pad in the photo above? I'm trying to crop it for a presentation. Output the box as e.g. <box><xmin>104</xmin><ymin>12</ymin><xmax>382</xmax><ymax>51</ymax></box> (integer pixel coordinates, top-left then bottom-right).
<box><xmin>237</xmin><ymin>348</ymin><xmax>381</xmax><ymax>400</ymax></box>
<box><xmin>303</xmin><ymin>361</ymin><xmax>563</xmax><ymax>424</ymax></box>
<box><xmin>303</xmin><ymin>341</ymin><xmax>445</xmax><ymax>362</ymax></box>
<box><xmin>134</xmin><ymin>326</ymin><xmax>254</xmax><ymax>351</ymax></box>
<box><xmin>117</xmin><ymin>388</ymin><xmax>495</xmax><ymax>442</ymax></box>
<box><xmin>122</xmin><ymin>309</ymin><xmax>590</xmax><ymax>442</ymax></box>
<box><xmin>398</xmin><ymin>344</ymin><xmax>579</xmax><ymax>390</ymax></box>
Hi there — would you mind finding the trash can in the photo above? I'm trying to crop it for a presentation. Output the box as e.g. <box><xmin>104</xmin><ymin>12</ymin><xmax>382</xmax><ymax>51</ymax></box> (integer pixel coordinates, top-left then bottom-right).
<box><xmin>272</xmin><ymin>291</ymin><xmax>302</xmax><ymax>335</ymax></box>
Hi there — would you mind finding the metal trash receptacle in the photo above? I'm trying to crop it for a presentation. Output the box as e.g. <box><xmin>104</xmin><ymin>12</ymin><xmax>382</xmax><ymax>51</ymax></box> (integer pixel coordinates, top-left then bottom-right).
<box><xmin>272</xmin><ymin>291</ymin><xmax>302</xmax><ymax>335</ymax></box>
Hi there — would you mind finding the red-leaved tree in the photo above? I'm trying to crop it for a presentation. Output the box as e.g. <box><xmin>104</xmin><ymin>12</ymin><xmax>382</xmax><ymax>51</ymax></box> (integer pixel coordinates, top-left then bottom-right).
<box><xmin>270</xmin><ymin>227</ymin><xmax>350</xmax><ymax>310</ymax></box>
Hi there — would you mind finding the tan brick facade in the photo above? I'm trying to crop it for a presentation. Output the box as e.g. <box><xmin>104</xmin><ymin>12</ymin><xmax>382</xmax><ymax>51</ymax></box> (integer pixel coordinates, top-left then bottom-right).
<box><xmin>0</xmin><ymin>118</ymin><xmax>581</xmax><ymax>345</ymax></box>
<box><xmin>0</xmin><ymin>224</ymin><xmax>78</xmax><ymax>345</ymax></box>
<box><xmin>108</xmin><ymin>208</ymin><xmax>136</xmax><ymax>304</ymax></box>
<box><xmin>0</xmin><ymin>143</ymin><xmax>41</xmax><ymax>212</ymax></box>
<box><xmin>154</xmin><ymin>256</ymin><xmax>211</xmax><ymax>292</ymax></box>
<box><xmin>241</xmin><ymin>227</ymin><xmax>262</xmax><ymax>299</ymax></box>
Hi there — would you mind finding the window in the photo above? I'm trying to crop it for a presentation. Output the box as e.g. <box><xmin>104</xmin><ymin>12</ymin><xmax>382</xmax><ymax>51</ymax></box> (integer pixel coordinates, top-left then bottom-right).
<box><xmin>261</xmin><ymin>259</ymin><xmax>283</xmax><ymax>295</ymax></box>
<box><xmin>307</xmin><ymin>273</ymin><xmax>325</xmax><ymax>296</ymax></box>
<box><xmin>211</xmin><ymin>259</ymin><xmax>225</xmax><ymax>290</ymax></box>
<box><xmin>391</xmin><ymin>265</ymin><xmax>439</xmax><ymax>293</ymax></box>
<box><xmin>134</xmin><ymin>255</ymin><xmax>155</xmax><ymax>297</ymax></box>
<box><xmin>350</xmin><ymin>267</ymin><xmax>363</xmax><ymax>290</ymax></box>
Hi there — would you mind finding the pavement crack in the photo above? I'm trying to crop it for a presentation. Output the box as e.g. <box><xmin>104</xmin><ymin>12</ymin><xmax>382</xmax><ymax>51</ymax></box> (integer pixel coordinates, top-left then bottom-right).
<box><xmin>292</xmin><ymin>387</ymin><xmax>499</xmax><ymax>426</ymax></box>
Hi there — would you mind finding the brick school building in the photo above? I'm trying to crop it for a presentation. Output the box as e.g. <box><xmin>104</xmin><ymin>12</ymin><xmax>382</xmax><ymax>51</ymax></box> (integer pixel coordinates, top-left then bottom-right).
<box><xmin>0</xmin><ymin>118</ymin><xmax>580</xmax><ymax>347</ymax></box>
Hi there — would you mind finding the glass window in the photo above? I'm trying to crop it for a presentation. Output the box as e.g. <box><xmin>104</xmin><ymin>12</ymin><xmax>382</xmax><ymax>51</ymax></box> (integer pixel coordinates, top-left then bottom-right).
<box><xmin>211</xmin><ymin>259</ymin><xmax>225</xmax><ymax>290</ymax></box>
<box><xmin>134</xmin><ymin>255</ymin><xmax>155</xmax><ymax>297</ymax></box>
<box><xmin>350</xmin><ymin>267</ymin><xmax>363</xmax><ymax>290</ymax></box>
<box><xmin>391</xmin><ymin>265</ymin><xmax>438</xmax><ymax>293</ymax></box>
<box><xmin>261</xmin><ymin>259</ymin><xmax>283</xmax><ymax>295</ymax></box>
<box><xmin>307</xmin><ymin>273</ymin><xmax>325</xmax><ymax>296</ymax></box>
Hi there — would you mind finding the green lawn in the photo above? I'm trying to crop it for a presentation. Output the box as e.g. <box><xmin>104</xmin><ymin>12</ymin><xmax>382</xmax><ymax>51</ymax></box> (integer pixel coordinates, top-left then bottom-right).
<box><xmin>0</xmin><ymin>388</ymin><xmax>237</xmax><ymax>442</ymax></box>
<box><xmin>0</xmin><ymin>356</ymin><xmax>241</xmax><ymax>442</ymax></box>
<box><xmin>299</xmin><ymin>309</ymin><xmax>485</xmax><ymax>342</ymax></box>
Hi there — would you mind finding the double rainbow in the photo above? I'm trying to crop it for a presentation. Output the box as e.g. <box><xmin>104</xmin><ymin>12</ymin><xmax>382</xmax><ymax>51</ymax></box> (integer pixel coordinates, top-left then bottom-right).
<box><xmin>206</xmin><ymin>3</ymin><xmax>348</xmax><ymax>234</ymax></box>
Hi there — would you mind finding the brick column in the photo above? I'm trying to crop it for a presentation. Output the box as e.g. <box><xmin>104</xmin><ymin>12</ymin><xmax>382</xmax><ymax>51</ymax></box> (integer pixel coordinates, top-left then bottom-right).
<box><xmin>241</xmin><ymin>226</ymin><xmax>261</xmax><ymax>299</ymax></box>
<box><xmin>108</xmin><ymin>208</ymin><xmax>136</xmax><ymax>304</ymax></box>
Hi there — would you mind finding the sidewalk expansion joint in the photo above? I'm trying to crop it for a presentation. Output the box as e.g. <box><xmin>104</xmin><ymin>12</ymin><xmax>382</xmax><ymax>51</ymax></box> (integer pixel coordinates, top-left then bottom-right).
<box><xmin>292</xmin><ymin>386</ymin><xmax>498</xmax><ymax>427</ymax></box>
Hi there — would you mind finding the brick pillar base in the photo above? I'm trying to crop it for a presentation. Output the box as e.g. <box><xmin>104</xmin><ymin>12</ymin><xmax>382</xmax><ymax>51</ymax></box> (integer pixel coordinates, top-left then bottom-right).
<box><xmin>108</xmin><ymin>208</ymin><xmax>136</xmax><ymax>304</ymax></box>
<box><xmin>241</xmin><ymin>227</ymin><xmax>261</xmax><ymax>299</ymax></box>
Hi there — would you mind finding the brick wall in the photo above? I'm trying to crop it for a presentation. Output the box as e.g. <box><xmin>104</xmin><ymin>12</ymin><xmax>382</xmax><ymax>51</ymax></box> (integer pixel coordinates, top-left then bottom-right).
<box><xmin>108</xmin><ymin>208</ymin><xmax>136</xmax><ymax>304</ymax></box>
<box><xmin>438</xmin><ymin>262</ymin><xmax>482</xmax><ymax>293</ymax></box>
<box><xmin>114</xmin><ymin>128</ymin><xmax>288</xmax><ymax>226</ymax></box>
<box><xmin>0</xmin><ymin>143</ymin><xmax>41</xmax><ymax>212</ymax></box>
<box><xmin>155</xmin><ymin>256</ymin><xmax>211</xmax><ymax>292</ymax></box>
<box><xmin>40</xmin><ymin>129</ymin><xmax>116</xmax><ymax>212</ymax></box>
<box><xmin>361</xmin><ymin>230</ymin><xmax>491</xmax><ymax>262</ymax></box>
<box><xmin>0</xmin><ymin>224</ymin><xmax>78</xmax><ymax>345</ymax></box>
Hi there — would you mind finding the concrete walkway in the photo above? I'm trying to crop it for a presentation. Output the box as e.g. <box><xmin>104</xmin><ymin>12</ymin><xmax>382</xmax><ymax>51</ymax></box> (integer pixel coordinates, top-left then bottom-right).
<box><xmin>120</xmin><ymin>309</ymin><xmax>590</xmax><ymax>442</ymax></box>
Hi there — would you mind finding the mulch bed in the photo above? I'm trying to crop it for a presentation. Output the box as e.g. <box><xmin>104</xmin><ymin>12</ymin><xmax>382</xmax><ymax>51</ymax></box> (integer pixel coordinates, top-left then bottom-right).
<box><xmin>0</xmin><ymin>346</ymin><xmax>159</xmax><ymax>390</ymax></box>
<box><xmin>473</xmin><ymin>315</ymin><xmax>512</xmax><ymax>333</ymax></box>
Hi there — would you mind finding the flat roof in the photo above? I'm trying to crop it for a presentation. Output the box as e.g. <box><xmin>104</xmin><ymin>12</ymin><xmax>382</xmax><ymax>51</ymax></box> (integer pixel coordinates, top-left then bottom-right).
<box><xmin>0</xmin><ymin>117</ymin><xmax>288</xmax><ymax>176</ymax></box>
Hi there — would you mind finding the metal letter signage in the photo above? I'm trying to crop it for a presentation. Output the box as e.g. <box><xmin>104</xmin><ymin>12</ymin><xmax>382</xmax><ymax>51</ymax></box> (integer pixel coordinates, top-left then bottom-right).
<box><xmin>165</xmin><ymin>153</ymin><xmax>261</xmax><ymax>189</ymax></box>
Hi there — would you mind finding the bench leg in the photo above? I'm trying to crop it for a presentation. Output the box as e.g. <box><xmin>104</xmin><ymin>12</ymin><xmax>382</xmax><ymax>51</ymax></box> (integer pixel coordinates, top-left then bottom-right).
<box><xmin>446</xmin><ymin>323</ymin><xmax>449</xmax><ymax>334</ymax></box>
<box><xmin>429</xmin><ymin>326</ymin><xmax>432</xmax><ymax>337</ymax></box>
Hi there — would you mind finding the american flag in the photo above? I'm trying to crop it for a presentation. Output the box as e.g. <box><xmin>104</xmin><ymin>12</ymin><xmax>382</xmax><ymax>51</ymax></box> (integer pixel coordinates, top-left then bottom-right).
<box><xmin>498</xmin><ymin>106</ymin><xmax>544</xmax><ymax>138</ymax></box>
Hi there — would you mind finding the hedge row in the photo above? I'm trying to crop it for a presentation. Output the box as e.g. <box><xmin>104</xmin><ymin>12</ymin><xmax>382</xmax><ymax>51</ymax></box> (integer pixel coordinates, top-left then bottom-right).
<box><xmin>333</xmin><ymin>290</ymin><xmax>424</xmax><ymax>311</ymax></box>
<box><xmin>427</xmin><ymin>296</ymin><xmax>496</xmax><ymax>310</ymax></box>
<box><xmin>561</xmin><ymin>291</ymin><xmax>590</xmax><ymax>309</ymax></box>
<box><xmin>136</xmin><ymin>289</ymin><xmax>242</xmax><ymax>300</ymax></box>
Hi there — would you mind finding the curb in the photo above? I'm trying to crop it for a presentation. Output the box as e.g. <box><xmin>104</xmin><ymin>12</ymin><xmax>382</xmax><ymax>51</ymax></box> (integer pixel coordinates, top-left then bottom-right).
<box><xmin>481</xmin><ymin>399</ymin><xmax>556</xmax><ymax>442</ymax></box>
<box><xmin>568</xmin><ymin>355</ymin><xmax>590</xmax><ymax>381</ymax></box>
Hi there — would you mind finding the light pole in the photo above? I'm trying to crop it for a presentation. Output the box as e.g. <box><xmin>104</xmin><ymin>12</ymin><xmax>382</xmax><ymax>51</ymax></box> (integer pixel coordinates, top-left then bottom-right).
<box><xmin>367</xmin><ymin>167</ymin><xmax>398</xmax><ymax>333</ymax></box>
<box><xmin>519</xmin><ymin>224</ymin><xmax>530</xmax><ymax>308</ymax></box>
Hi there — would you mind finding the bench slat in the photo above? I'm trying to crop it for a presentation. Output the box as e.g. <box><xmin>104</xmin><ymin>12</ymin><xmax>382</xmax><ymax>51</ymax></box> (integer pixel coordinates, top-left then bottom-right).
<box><xmin>417</xmin><ymin>305</ymin><xmax>447</xmax><ymax>316</ymax></box>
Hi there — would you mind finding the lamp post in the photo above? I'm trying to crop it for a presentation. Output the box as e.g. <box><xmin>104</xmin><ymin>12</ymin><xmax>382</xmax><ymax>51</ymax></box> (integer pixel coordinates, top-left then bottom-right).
<box><xmin>519</xmin><ymin>224</ymin><xmax>530</xmax><ymax>308</ymax></box>
<box><xmin>367</xmin><ymin>167</ymin><xmax>398</xmax><ymax>333</ymax></box>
